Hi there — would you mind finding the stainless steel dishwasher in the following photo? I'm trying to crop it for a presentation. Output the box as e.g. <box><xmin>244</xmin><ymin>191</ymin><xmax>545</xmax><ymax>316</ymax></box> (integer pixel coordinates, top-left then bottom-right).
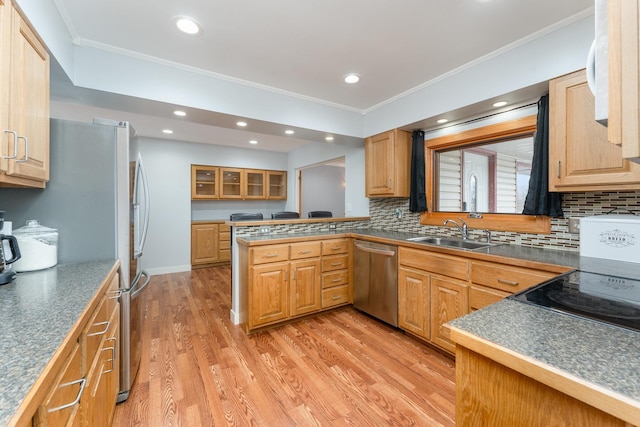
<box><xmin>353</xmin><ymin>240</ymin><xmax>398</xmax><ymax>327</ymax></box>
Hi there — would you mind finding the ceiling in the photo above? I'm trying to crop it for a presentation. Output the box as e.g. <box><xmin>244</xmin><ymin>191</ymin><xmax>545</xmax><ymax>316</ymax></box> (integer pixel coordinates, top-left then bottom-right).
<box><xmin>49</xmin><ymin>0</ymin><xmax>594</xmax><ymax>151</ymax></box>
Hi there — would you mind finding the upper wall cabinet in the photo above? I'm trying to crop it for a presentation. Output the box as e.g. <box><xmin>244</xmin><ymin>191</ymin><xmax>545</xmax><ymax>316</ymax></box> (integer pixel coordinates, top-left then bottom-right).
<box><xmin>191</xmin><ymin>164</ymin><xmax>286</xmax><ymax>200</ymax></box>
<box><xmin>549</xmin><ymin>69</ymin><xmax>640</xmax><ymax>192</ymax></box>
<box><xmin>0</xmin><ymin>0</ymin><xmax>50</xmax><ymax>188</ymax></box>
<box><xmin>365</xmin><ymin>129</ymin><xmax>411</xmax><ymax>198</ymax></box>
<box><xmin>608</xmin><ymin>0</ymin><xmax>640</xmax><ymax>163</ymax></box>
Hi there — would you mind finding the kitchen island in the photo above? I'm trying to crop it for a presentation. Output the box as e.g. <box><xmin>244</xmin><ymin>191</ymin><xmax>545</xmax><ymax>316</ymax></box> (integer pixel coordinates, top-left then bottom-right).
<box><xmin>448</xmin><ymin>259</ymin><xmax>640</xmax><ymax>426</ymax></box>
<box><xmin>0</xmin><ymin>259</ymin><xmax>119</xmax><ymax>426</ymax></box>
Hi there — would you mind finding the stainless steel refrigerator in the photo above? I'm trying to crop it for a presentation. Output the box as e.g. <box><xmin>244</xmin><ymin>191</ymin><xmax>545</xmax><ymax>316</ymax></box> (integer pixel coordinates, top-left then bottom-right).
<box><xmin>0</xmin><ymin>118</ymin><xmax>150</xmax><ymax>402</ymax></box>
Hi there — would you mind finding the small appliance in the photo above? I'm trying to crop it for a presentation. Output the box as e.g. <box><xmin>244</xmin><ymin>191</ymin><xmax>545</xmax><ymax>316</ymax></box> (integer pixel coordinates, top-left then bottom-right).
<box><xmin>0</xmin><ymin>211</ymin><xmax>21</xmax><ymax>285</ymax></box>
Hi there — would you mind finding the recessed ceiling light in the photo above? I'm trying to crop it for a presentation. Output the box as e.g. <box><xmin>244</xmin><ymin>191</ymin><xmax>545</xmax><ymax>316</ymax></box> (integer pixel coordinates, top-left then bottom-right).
<box><xmin>285</xmin><ymin>130</ymin><xmax>294</xmax><ymax>135</ymax></box>
<box><xmin>493</xmin><ymin>101</ymin><xmax>508</xmax><ymax>108</ymax></box>
<box><xmin>175</xmin><ymin>16</ymin><xmax>201</xmax><ymax>35</ymax></box>
<box><xmin>162</xmin><ymin>129</ymin><xmax>174</xmax><ymax>134</ymax></box>
<box><xmin>325</xmin><ymin>136</ymin><xmax>334</xmax><ymax>141</ymax></box>
<box><xmin>436</xmin><ymin>118</ymin><xmax>449</xmax><ymax>124</ymax></box>
<box><xmin>249</xmin><ymin>140</ymin><xmax>258</xmax><ymax>145</ymax></box>
<box><xmin>173</xmin><ymin>110</ymin><xmax>186</xmax><ymax>117</ymax></box>
<box><xmin>344</xmin><ymin>73</ymin><xmax>360</xmax><ymax>84</ymax></box>
<box><xmin>236</xmin><ymin>121</ymin><xmax>247</xmax><ymax>127</ymax></box>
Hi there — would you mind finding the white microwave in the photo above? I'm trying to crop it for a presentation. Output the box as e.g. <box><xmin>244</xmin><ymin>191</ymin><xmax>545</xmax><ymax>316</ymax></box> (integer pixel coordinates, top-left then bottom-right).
<box><xmin>586</xmin><ymin>0</ymin><xmax>609</xmax><ymax>126</ymax></box>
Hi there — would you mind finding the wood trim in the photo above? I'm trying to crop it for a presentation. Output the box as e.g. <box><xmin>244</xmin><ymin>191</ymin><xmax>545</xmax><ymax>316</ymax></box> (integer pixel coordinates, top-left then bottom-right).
<box><xmin>422</xmin><ymin>114</ymin><xmax>551</xmax><ymax>234</ymax></box>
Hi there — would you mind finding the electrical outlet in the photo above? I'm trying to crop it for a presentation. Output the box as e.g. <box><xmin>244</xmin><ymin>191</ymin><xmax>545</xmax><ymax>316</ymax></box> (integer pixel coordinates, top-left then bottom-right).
<box><xmin>259</xmin><ymin>226</ymin><xmax>270</xmax><ymax>234</ymax></box>
<box><xmin>568</xmin><ymin>217</ymin><xmax>580</xmax><ymax>234</ymax></box>
<box><xmin>329</xmin><ymin>224</ymin><xmax>336</xmax><ymax>229</ymax></box>
<box><xmin>395</xmin><ymin>208</ymin><xmax>402</xmax><ymax>219</ymax></box>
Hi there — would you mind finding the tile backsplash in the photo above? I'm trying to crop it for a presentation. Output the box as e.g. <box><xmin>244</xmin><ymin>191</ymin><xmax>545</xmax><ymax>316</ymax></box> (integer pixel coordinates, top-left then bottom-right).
<box><xmin>369</xmin><ymin>191</ymin><xmax>640</xmax><ymax>252</ymax></box>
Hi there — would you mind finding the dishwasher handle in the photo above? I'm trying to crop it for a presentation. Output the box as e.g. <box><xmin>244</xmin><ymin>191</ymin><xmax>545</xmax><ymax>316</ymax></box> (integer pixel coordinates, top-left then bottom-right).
<box><xmin>354</xmin><ymin>241</ymin><xmax>396</xmax><ymax>257</ymax></box>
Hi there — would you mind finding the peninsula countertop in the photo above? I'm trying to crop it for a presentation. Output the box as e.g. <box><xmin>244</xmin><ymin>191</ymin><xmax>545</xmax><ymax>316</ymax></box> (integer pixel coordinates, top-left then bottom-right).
<box><xmin>0</xmin><ymin>259</ymin><xmax>118</xmax><ymax>426</ymax></box>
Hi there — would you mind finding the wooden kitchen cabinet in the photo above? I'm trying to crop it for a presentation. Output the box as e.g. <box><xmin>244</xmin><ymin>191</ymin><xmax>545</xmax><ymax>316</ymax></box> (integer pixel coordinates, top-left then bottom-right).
<box><xmin>267</xmin><ymin>170</ymin><xmax>287</xmax><ymax>199</ymax></box>
<box><xmin>191</xmin><ymin>221</ymin><xmax>231</xmax><ymax>267</ymax></box>
<box><xmin>398</xmin><ymin>246</ymin><xmax>469</xmax><ymax>354</ymax></box>
<box><xmin>30</xmin><ymin>267</ymin><xmax>120</xmax><ymax>427</ymax></box>
<box><xmin>549</xmin><ymin>69</ymin><xmax>640</xmax><ymax>191</ymax></box>
<box><xmin>220</xmin><ymin>167</ymin><xmax>266</xmax><ymax>199</ymax></box>
<box><xmin>398</xmin><ymin>266</ymin><xmax>430</xmax><ymax>339</ymax></box>
<box><xmin>365</xmin><ymin>129</ymin><xmax>411</xmax><ymax>197</ymax></box>
<box><xmin>608</xmin><ymin>0</ymin><xmax>640</xmax><ymax>162</ymax></box>
<box><xmin>0</xmin><ymin>0</ymin><xmax>50</xmax><ymax>188</ymax></box>
<box><xmin>191</xmin><ymin>165</ymin><xmax>219</xmax><ymax>199</ymax></box>
<box><xmin>242</xmin><ymin>237</ymin><xmax>351</xmax><ymax>332</ymax></box>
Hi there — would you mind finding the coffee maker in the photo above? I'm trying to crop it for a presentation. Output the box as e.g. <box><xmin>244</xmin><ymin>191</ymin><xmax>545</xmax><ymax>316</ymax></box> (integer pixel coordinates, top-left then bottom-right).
<box><xmin>0</xmin><ymin>211</ymin><xmax>21</xmax><ymax>285</ymax></box>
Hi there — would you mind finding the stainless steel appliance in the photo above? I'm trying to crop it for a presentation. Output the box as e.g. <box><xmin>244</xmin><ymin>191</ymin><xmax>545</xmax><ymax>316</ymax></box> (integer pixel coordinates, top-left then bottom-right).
<box><xmin>353</xmin><ymin>240</ymin><xmax>398</xmax><ymax>326</ymax></box>
<box><xmin>0</xmin><ymin>118</ymin><xmax>150</xmax><ymax>402</ymax></box>
<box><xmin>511</xmin><ymin>270</ymin><xmax>640</xmax><ymax>333</ymax></box>
<box><xmin>0</xmin><ymin>211</ymin><xmax>21</xmax><ymax>285</ymax></box>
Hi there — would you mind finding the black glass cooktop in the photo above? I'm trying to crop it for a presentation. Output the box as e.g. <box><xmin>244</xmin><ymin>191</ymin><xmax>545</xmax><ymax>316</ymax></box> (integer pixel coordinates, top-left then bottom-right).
<box><xmin>510</xmin><ymin>270</ymin><xmax>640</xmax><ymax>333</ymax></box>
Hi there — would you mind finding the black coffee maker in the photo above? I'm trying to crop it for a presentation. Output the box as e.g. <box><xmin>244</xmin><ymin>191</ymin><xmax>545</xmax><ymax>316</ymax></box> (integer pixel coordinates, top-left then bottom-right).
<box><xmin>0</xmin><ymin>211</ymin><xmax>21</xmax><ymax>285</ymax></box>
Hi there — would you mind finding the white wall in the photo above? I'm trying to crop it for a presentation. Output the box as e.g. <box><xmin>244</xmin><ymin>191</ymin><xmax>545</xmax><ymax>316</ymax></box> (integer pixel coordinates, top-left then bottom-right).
<box><xmin>287</xmin><ymin>142</ymin><xmax>369</xmax><ymax>217</ymax></box>
<box><xmin>301</xmin><ymin>165</ymin><xmax>345</xmax><ymax>217</ymax></box>
<box><xmin>139</xmin><ymin>137</ymin><xmax>287</xmax><ymax>275</ymax></box>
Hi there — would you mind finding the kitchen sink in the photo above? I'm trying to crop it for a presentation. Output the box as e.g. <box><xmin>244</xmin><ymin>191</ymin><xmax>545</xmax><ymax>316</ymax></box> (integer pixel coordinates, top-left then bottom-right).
<box><xmin>405</xmin><ymin>236</ymin><xmax>496</xmax><ymax>251</ymax></box>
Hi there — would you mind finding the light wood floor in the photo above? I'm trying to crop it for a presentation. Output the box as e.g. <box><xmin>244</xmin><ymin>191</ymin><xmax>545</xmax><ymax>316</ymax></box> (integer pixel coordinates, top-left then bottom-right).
<box><xmin>113</xmin><ymin>266</ymin><xmax>456</xmax><ymax>426</ymax></box>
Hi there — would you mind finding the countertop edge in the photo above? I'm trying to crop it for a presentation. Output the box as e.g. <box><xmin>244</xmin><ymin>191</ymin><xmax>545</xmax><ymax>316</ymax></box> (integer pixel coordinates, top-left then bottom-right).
<box><xmin>227</xmin><ymin>216</ymin><xmax>370</xmax><ymax>226</ymax></box>
<box><xmin>449</xmin><ymin>325</ymin><xmax>640</xmax><ymax>425</ymax></box>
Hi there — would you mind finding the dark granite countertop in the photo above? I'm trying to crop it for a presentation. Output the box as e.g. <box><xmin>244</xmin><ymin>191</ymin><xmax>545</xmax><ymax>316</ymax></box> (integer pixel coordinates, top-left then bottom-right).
<box><xmin>0</xmin><ymin>260</ymin><xmax>117</xmax><ymax>426</ymax></box>
<box><xmin>448</xmin><ymin>299</ymin><xmax>640</xmax><ymax>422</ymax></box>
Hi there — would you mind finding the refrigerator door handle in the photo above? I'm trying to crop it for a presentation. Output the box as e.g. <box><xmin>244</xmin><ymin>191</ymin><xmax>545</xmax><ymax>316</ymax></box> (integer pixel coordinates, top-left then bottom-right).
<box><xmin>130</xmin><ymin>270</ymin><xmax>150</xmax><ymax>299</ymax></box>
<box><xmin>139</xmin><ymin>155</ymin><xmax>150</xmax><ymax>252</ymax></box>
<box><xmin>133</xmin><ymin>154</ymin><xmax>150</xmax><ymax>258</ymax></box>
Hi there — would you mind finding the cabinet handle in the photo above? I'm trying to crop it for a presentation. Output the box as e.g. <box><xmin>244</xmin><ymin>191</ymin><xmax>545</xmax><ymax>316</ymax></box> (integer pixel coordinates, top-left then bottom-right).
<box><xmin>497</xmin><ymin>278</ymin><xmax>519</xmax><ymax>286</ymax></box>
<box><xmin>331</xmin><ymin>278</ymin><xmax>342</xmax><ymax>282</ymax></box>
<box><xmin>330</xmin><ymin>262</ymin><xmax>342</xmax><ymax>267</ymax></box>
<box><xmin>48</xmin><ymin>378</ymin><xmax>86</xmax><ymax>413</ymax></box>
<box><xmin>331</xmin><ymin>295</ymin><xmax>341</xmax><ymax>300</ymax></box>
<box><xmin>15</xmin><ymin>135</ymin><xmax>28</xmax><ymax>162</ymax></box>
<box><xmin>298</xmin><ymin>250</ymin><xmax>312</xmax><ymax>254</ymax></box>
<box><xmin>264</xmin><ymin>253</ymin><xmax>280</xmax><ymax>258</ymax></box>
<box><xmin>330</xmin><ymin>246</ymin><xmax>342</xmax><ymax>251</ymax></box>
<box><xmin>87</xmin><ymin>320</ymin><xmax>110</xmax><ymax>337</ymax></box>
<box><xmin>102</xmin><ymin>337</ymin><xmax>117</xmax><ymax>374</ymax></box>
<box><xmin>556</xmin><ymin>160</ymin><xmax>561</xmax><ymax>178</ymax></box>
<box><xmin>293</xmin><ymin>269</ymin><xmax>296</xmax><ymax>280</ymax></box>
<box><xmin>388</xmin><ymin>178</ymin><xmax>392</xmax><ymax>188</ymax></box>
<box><xmin>1</xmin><ymin>130</ymin><xmax>18</xmax><ymax>159</ymax></box>
<box><xmin>109</xmin><ymin>290</ymin><xmax>123</xmax><ymax>300</ymax></box>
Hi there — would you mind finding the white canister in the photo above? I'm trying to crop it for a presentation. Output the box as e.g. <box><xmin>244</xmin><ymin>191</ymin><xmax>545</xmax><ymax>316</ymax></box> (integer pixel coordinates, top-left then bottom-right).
<box><xmin>12</xmin><ymin>220</ymin><xmax>59</xmax><ymax>272</ymax></box>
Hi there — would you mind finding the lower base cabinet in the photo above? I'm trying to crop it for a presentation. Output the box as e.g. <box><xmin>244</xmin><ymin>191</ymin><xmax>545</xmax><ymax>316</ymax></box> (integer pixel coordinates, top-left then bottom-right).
<box><xmin>30</xmin><ymin>266</ymin><xmax>120</xmax><ymax>427</ymax></box>
<box><xmin>398</xmin><ymin>266</ymin><xmax>430</xmax><ymax>339</ymax></box>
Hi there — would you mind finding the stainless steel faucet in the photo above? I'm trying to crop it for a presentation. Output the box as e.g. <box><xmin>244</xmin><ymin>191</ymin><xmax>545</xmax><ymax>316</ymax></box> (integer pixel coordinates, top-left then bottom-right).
<box><xmin>443</xmin><ymin>218</ymin><xmax>468</xmax><ymax>240</ymax></box>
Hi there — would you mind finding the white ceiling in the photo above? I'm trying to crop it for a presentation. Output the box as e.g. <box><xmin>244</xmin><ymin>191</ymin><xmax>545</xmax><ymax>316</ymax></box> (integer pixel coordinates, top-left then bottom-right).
<box><xmin>49</xmin><ymin>0</ymin><xmax>594</xmax><ymax>151</ymax></box>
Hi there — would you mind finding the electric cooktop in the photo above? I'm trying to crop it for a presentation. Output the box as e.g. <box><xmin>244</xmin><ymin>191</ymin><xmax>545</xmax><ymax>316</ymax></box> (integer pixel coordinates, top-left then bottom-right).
<box><xmin>510</xmin><ymin>270</ymin><xmax>640</xmax><ymax>333</ymax></box>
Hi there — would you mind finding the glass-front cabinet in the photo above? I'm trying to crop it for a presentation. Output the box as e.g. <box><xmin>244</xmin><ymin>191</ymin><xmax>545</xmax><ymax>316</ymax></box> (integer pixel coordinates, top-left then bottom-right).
<box><xmin>267</xmin><ymin>171</ymin><xmax>287</xmax><ymax>199</ymax></box>
<box><xmin>191</xmin><ymin>165</ymin><xmax>219</xmax><ymax>199</ymax></box>
<box><xmin>220</xmin><ymin>167</ymin><xmax>243</xmax><ymax>199</ymax></box>
<box><xmin>245</xmin><ymin>169</ymin><xmax>266</xmax><ymax>199</ymax></box>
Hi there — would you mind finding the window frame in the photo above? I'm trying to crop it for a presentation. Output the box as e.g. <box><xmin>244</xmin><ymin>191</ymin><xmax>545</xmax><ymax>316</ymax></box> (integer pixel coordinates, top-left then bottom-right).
<box><xmin>420</xmin><ymin>114</ymin><xmax>551</xmax><ymax>234</ymax></box>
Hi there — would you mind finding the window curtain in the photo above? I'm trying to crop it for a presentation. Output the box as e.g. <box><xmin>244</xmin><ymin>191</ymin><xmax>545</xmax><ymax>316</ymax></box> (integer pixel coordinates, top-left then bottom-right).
<box><xmin>409</xmin><ymin>130</ymin><xmax>427</xmax><ymax>212</ymax></box>
<box><xmin>522</xmin><ymin>95</ymin><xmax>563</xmax><ymax>217</ymax></box>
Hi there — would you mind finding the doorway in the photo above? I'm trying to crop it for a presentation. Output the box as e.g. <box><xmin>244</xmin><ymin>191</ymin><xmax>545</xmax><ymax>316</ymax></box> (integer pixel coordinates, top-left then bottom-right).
<box><xmin>298</xmin><ymin>157</ymin><xmax>345</xmax><ymax>218</ymax></box>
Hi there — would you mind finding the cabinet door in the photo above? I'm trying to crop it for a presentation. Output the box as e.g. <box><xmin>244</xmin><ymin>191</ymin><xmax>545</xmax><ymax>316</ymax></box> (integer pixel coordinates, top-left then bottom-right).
<box><xmin>191</xmin><ymin>223</ymin><xmax>219</xmax><ymax>265</ymax></box>
<box><xmin>549</xmin><ymin>69</ymin><xmax>640</xmax><ymax>191</ymax></box>
<box><xmin>290</xmin><ymin>259</ymin><xmax>321</xmax><ymax>316</ymax></box>
<box><xmin>0</xmin><ymin>0</ymin><xmax>10</xmax><ymax>174</ymax></box>
<box><xmin>267</xmin><ymin>170</ymin><xmax>287</xmax><ymax>199</ymax></box>
<box><xmin>4</xmin><ymin>7</ymin><xmax>49</xmax><ymax>183</ymax></box>
<box><xmin>431</xmin><ymin>277</ymin><xmax>468</xmax><ymax>354</ymax></box>
<box><xmin>249</xmin><ymin>262</ymin><xmax>289</xmax><ymax>328</ymax></box>
<box><xmin>398</xmin><ymin>267</ymin><xmax>430</xmax><ymax>339</ymax></box>
<box><xmin>220</xmin><ymin>167</ymin><xmax>244</xmax><ymax>199</ymax></box>
<box><xmin>245</xmin><ymin>169</ymin><xmax>266</xmax><ymax>199</ymax></box>
<box><xmin>365</xmin><ymin>131</ymin><xmax>396</xmax><ymax>196</ymax></box>
<box><xmin>191</xmin><ymin>165</ymin><xmax>219</xmax><ymax>199</ymax></box>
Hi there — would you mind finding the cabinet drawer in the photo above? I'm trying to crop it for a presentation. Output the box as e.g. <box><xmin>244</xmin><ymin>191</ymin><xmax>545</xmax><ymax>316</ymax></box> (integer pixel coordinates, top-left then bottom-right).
<box><xmin>219</xmin><ymin>224</ymin><xmax>230</xmax><ymax>233</ymax></box>
<box><xmin>322</xmin><ymin>254</ymin><xmax>349</xmax><ymax>272</ymax></box>
<box><xmin>219</xmin><ymin>249</ymin><xmax>231</xmax><ymax>261</ymax></box>
<box><xmin>322</xmin><ymin>239</ymin><xmax>349</xmax><ymax>255</ymax></box>
<box><xmin>322</xmin><ymin>270</ymin><xmax>349</xmax><ymax>288</ymax></box>
<box><xmin>35</xmin><ymin>343</ymin><xmax>82</xmax><ymax>426</ymax></box>
<box><xmin>399</xmin><ymin>247</ymin><xmax>468</xmax><ymax>281</ymax></box>
<box><xmin>469</xmin><ymin>285</ymin><xmax>510</xmax><ymax>311</ymax></box>
<box><xmin>219</xmin><ymin>239</ymin><xmax>230</xmax><ymax>250</ymax></box>
<box><xmin>470</xmin><ymin>261</ymin><xmax>557</xmax><ymax>293</ymax></box>
<box><xmin>290</xmin><ymin>241</ymin><xmax>322</xmax><ymax>259</ymax></box>
<box><xmin>322</xmin><ymin>285</ymin><xmax>349</xmax><ymax>308</ymax></box>
<box><xmin>82</xmin><ymin>298</ymin><xmax>110</xmax><ymax>375</ymax></box>
<box><xmin>251</xmin><ymin>244</ymin><xmax>289</xmax><ymax>264</ymax></box>
<box><xmin>219</xmin><ymin>231</ymin><xmax>230</xmax><ymax>242</ymax></box>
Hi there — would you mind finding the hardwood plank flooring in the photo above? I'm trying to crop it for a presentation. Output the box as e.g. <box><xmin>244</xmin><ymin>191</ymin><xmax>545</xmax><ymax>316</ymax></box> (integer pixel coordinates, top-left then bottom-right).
<box><xmin>113</xmin><ymin>266</ymin><xmax>455</xmax><ymax>426</ymax></box>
